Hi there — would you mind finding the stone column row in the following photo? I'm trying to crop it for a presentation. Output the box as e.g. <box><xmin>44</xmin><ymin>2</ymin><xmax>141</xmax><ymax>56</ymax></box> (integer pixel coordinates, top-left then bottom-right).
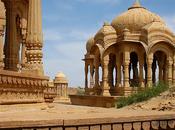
<box><xmin>84</xmin><ymin>60</ymin><xmax>95</xmax><ymax>94</ymax></box>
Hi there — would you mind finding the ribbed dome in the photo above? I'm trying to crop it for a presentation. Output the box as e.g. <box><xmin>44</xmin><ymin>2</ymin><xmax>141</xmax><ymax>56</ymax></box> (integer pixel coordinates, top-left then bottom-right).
<box><xmin>111</xmin><ymin>1</ymin><xmax>165</xmax><ymax>34</ymax></box>
<box><xmin>86</xmin><ymin>37</ymin><xmax>94</xmax><ymax>52</ymax></box>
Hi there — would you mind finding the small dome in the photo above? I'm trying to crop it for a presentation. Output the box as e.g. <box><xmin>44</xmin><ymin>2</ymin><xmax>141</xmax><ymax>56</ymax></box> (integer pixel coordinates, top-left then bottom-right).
<box><xmin>95</xmin><ymin>22</ymin><xmax>116</xmax><ymax>38</ymax></box>
<box><xmin>56</xmin><ymin>72</ymin><xmax>66</xmax><ymax>78</ymax></box>
<box><xmin>142</xmin><ymin>21</ymin><xmax>173</xmax><ymax>35</ymax></box>
<box><xmin>111</xmin><ymin>1</ymin><xmax>165</xmax><ymax>34</ymax></box>
<box><xmin>0</xmin><ymin>0</ymin><xmax>5</xmax><ymax>19</ymax></box>
<box><xmin>86</xmin><ymin>37</ymin><xmax>95</xmax><ymax>52</ymax></box>
<box><xmin>54</xmin><ymin>72</ymin><xmax>68</xmax><ymax>84</ymax></box>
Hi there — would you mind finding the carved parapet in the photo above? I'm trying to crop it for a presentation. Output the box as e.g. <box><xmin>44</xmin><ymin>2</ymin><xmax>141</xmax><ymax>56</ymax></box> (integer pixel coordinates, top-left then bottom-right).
<box><xmin>44</xmin><ymin>86</ymin><xmax>57</xmax><ymax>103</ymax></box>
<box><xmin>0</xmin><ymin>70</ymin><xmax>49</xmax><ymax>104</ymax></box>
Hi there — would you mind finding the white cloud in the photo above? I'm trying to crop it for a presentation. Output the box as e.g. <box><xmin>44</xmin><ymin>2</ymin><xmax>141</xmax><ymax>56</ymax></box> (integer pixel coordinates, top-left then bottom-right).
<box><xmin>163</xmin><ymin>15</ymin><xmax>175</xmax><ymax>32</ymax></box>
<box><xmin>44</xmin><ymin>29</ymin><xmax>62</xmax><ymax>42</ymax></box>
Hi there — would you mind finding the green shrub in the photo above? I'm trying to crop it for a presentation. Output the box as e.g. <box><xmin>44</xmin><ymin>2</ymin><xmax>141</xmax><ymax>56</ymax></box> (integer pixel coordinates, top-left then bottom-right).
<box><xmin>116</xmin><ymin>83</ymin><xmax>169</xmax><ymax>108</ymax></box>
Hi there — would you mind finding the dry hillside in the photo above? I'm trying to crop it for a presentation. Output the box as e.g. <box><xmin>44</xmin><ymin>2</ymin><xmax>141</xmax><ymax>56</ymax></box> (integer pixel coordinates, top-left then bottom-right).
<box><xmin>126</xmin><ymin>87</ymin><xmax>175</xmax><ymax>111</ymax></box>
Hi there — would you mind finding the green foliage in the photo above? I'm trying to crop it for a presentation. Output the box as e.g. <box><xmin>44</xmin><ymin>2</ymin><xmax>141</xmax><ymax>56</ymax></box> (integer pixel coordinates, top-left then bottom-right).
<box><xmin>116</xmin><ymin>83</ymin><xmax>169</xmax><ymax>108</ymax></box>
<box><xmin>76</xmin><ymin>86</ymin><xmax>85</xmax><ymax>95</ymax></box>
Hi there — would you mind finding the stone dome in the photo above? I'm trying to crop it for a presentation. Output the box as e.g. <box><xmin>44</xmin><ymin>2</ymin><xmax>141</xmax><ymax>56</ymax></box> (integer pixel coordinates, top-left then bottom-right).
<box><xmin>95</xmin><ymin>22</ymin><xmax>116</xmax><ymax>38</ymax></box>
<box><xmin>86</xmin><ymin>37</ymin><xmax>94</xmax><ymax>52</ymax></box>
<box><xmin>54</xmin><ymin>72</ymin><xmax>68</xmax><ymax>84</ymax></box>
<box><xmin>111</xmin><ymin>1</ymin><xmax>165</xmax><ymax>34</ymax></box>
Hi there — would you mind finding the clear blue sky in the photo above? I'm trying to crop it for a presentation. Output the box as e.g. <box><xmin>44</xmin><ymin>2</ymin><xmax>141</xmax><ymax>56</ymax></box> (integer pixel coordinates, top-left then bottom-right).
<box><xmin>42</xmin><ymin>0</ymin><xmax>175</xmax><ymax>87</ymax></box>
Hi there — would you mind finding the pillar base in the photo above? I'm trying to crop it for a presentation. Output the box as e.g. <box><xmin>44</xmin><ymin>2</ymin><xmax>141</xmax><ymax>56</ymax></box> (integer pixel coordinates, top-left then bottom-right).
<box><xmin>101</xmin><ymin>89</ymin><xmax>111</xmax><ymax>96</ymax></box>
<box><xmin>147</xmin><ymin>81</ymin><xmax>152</xmax><ymax>88</ymax></box>
<box><xmin>124</xmin><ymin>87</ymin><xmax>132</xmax><ymax>96</ymax></box>
<box><xmin>140</xmin><ymin>82</ymin><xmax>145</xmax><ymax>88</ymax></box>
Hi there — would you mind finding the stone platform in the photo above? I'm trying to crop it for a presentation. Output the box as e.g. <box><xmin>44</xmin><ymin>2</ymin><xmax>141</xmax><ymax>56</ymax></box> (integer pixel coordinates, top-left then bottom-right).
<box><xmin>69</xmin><ymin>95</ymin><xmax>121</xmax><ymax>108</ymax></box>
<box><xmin>0</xmin><ymin>70</ymin><xmax>49</xmax><ymax>104</ymax></box>
<box><xmin>0</xmin><ymin>103</ymin><xmax>175</xmax><ymax>130</ymax></box>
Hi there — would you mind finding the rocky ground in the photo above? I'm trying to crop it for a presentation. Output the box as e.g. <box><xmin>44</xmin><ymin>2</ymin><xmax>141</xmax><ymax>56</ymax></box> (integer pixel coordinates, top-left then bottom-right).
<box><xmin>126</xmin><ymin>87</ymin><xmax>175</xmax><ymax>111</ymax></box>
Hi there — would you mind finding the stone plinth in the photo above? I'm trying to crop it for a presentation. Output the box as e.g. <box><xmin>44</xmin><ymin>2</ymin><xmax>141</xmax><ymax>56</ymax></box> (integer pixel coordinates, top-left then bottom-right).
<box><xmin>0</xmin><ymin>70</ymin><xmax>49</xmax><ymax>104</ymax></box>
<box><xmin>69</xmin><ymin>95</ymin><xmax>120</xmax><ymax>108</ymax></box>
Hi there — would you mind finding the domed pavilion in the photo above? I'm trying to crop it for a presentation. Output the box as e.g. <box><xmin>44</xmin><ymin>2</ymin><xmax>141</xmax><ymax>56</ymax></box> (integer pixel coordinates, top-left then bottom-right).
<box><xmin>84</xmin><ymin>1</ymin><xmax>175</xmax><ymax>96</ymax></box>
<box><xmin>54</xmin><ymin>72</ymin><xmax>68</xmax><ymax>99</ymax></box>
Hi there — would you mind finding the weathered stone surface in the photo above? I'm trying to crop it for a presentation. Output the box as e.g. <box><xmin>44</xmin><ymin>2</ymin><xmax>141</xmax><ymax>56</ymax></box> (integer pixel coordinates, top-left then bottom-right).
<box><xmin>133</xmin><ymin>122</ymin><xmax>141</xmax><ymax>130</ymax></box>
<box><xmin>168</xmin><ymin>120</ymin><xmax>175</xmax><ymax>128</ymax></box>
<box><xmin>36</xmin><ymin>128</ymin><xmax>49</xmax><ymax>130</ymax></box>
<box><xmin>78</xmin><ymin>126</ymin><xmax>89</xmax><ymax>130</ymax></box>
<box><xmin>160</xmin><ymin>121</ymin><xmax>167</xmax><ymax>129</ymax></box>
<box><xmin>113</xmin><ymin>124</ymin><xmax>122</xmax><ymax>130</ymax></box>
<box><xmin>142</xmin><ymin>122</ymin><xmax>150</xmax><ymax>130</ymax></box>
<box><xmin>51</xmin><ymin>128</ymin><xmax>63</xmax><ymax>130</ymax></box>
<box><xmin>65</xmin><ymin>127</ymin><xmax>76</xmax><ymax>130</ymax></box>
<box><xmin>123</xmin><ymin>123</ymin><xmax>132</xmax><ymax>130</ymax></box>
<box><xmin>151</xmin><ymin>121</ymin><xmax>159</xmax><ymax>130</ymax></box>
<box><xmin>90</xmin><ymin>125</ymin><xmax>100</xmax><ymax>130</ymax></box>
<box><xmin>102</xmin><ymin>125</ymin><xmax>111</xmax><ymax>130</ymax></box>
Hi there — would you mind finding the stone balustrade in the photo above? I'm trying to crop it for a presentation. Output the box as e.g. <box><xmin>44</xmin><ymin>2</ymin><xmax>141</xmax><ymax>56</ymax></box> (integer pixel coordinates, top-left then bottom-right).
<box><xmin>0</xmin><ymin>114</ymin><xmax>174</xmax><ymax>130</ymax></box>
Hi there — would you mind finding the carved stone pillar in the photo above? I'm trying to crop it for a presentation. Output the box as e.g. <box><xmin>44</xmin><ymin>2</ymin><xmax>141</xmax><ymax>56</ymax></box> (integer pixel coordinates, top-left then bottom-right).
<box><xmin>158</xmin><ymin>61</ymin><xmax>164</xmax><ymax>82</ymax></box>
<box><xmin>168</xmin><ymin>59</ymin><xmax>173</xmax><ymax>86</ymax></box>
<box><xmin>116</xmin><ymin>61</ymin><xmax>121</xmax><ymax>87</ymax></box>
<box><xmin>108</xmin><ymin>62</ymin><xmax>114</xmax><ymax>88</ymax></box>
<box><xmin>4</xmin><ymin>2</ymin><xmax>18</xmax><ymax>71</ymax></box>
<box><xmin>0</xmin><ymin>26</ymin><xmax>4</xmax><ymax>69</ymax></box>
<box><xmin>21</xmin><ymin>43</ymin><xmax>26</xmax><ymax>67</ymax></box>
<box><xmin>163</xmin><ymin>62</ymin><xmax>168</xmax><ymax>82</ymax></box>
<box><xmin>26</xmin><ymin>0</ymin><xmax>44</xmax><ymax>75</ymax></box>
<box><xmin>101</xmin><ymin>55</ymin><xmax>110</xmax><ymax>96</ymax></box>
<box><xmin>124</xmin><ymin>51</ymin><xmax>130</xmax><ymax>88</ymax></box>
<box><xmin>147</xmin><ymin>54</ymin><xmax>153</xmax><ymax>88</ymax></box>
<box><xmin>152</xmin><ymin>58</ymin><xmax>157</xmax><ymax>84</ymax></box>
<box><xmin>84</xmin><ymin>62</ymin><xmax>88</xmax><ymax>89</ymax></box>
<box><xmin>95</xmin><ymin>64</ymin><xmax>99</xmax><ymax>88</ymax></box>
<box><xmin>139</xmin><ymin>59</ymin><xmax>144</xmax><ymax>88</ymax></box>
<box><xmin>90</xmin><ymin>61</ymin><xmax>94</xmax><ymax>88</ymax></box>
<box><xmin>173</xmin><ymin>56</ymin><xmax>175</xmax><ymax>87</ymax></box>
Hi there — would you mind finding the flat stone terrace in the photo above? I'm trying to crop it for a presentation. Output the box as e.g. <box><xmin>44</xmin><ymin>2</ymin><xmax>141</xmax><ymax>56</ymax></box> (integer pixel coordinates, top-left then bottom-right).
<box><xmin>0</xmin><ymin>103</ymin><xmax>175</xmax><ymax>130</ymax></box>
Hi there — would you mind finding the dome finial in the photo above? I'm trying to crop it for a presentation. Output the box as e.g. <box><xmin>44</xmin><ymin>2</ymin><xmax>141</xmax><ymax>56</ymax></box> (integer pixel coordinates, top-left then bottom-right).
<box><xmin>128</xmin><ymin>0</ymin><xmax>142</xmax><ymax>10</ymax></box>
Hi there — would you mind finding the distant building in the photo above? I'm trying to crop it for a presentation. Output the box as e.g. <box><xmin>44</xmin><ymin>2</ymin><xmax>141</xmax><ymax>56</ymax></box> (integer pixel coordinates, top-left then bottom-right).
<box><xmin>83</xmin><ymin>0</ymin><xmax>175</xmax><ymax>97</ymax></box>
<box><xmin>49</xmin><ymin>72</ymin><xmax>68</xmax><ymax>100</ymax></box>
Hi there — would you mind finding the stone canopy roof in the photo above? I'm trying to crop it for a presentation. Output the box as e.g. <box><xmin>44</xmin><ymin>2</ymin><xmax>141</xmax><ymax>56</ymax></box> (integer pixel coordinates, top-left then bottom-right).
<box><xmin>86</xmin><ymin>0</ymin><xmax>174</xmax><ymax>53</ymax></box>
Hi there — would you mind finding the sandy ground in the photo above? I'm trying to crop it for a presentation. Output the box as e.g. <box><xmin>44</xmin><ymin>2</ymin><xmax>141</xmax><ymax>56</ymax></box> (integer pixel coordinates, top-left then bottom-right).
<box><xmin>0</xmin><ymin>102</ymin><xmax>174</xmax><ymax>122</ymax></box>
<box><xmin>0</xmin><ymin>88</ymin><xmax>175</xmax><ymax>122</ymax></box>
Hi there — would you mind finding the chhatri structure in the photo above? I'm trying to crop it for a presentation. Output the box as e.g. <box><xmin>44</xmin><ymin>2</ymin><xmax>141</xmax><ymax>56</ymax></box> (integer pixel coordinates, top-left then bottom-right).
<box><xmin>54</xmin><ymin>72</ymin><xmax>68</xmax><ymax>99</ymax></box>
<box><xmin>0</xmin><ymin>0</ymin><xmax>50</xmax><ymax>104</ymax></box>
<box><xmin>84</xmin><ymin>1</ymin><xmax>175</xmax><ymax>97</ymax></box>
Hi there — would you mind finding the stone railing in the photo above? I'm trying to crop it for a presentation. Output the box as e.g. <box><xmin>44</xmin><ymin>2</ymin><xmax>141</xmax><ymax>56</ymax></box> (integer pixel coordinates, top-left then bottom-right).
<box><xmin>0</xmin><ymin>114</ymin><xmax>174</xmax><ymax>130</ymax></box>
<box><xmin>0</xmin><ymin>70</ymin><xmax>49</xmax><ymax>104</ymax></box>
